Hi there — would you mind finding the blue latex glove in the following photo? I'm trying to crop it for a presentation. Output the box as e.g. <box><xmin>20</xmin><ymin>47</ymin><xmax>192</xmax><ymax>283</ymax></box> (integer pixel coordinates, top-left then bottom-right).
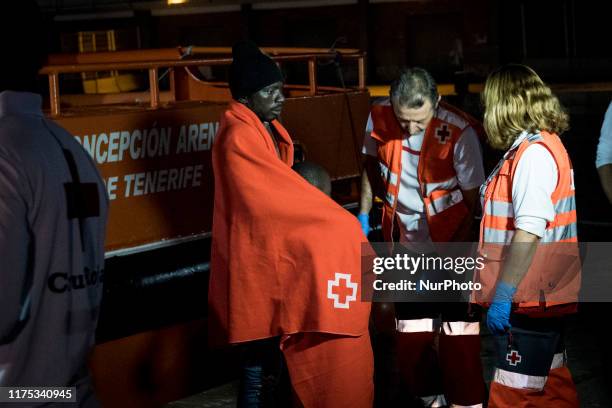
<box><xmin>357</xmin><ymin>213</ymin><xmax>371</xmax><ymax>236</ymax></box>
<box><xmin>486</xmin><ymin>281</ymin><xmax>517</xmax><ymax>335</ymax></box>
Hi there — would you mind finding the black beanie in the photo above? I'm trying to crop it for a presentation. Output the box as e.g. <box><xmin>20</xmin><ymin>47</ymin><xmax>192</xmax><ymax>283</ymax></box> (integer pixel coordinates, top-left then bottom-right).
<box><xmin>229</xmin><ymin>41</ymin><xmax>283</xmax><ymax>99</ymax></box>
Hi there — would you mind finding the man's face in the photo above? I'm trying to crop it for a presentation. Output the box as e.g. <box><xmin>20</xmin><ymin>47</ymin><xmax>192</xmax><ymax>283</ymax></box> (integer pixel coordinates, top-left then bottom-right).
<box><xmin>246</xmin><ymin>81</ymin><xmax>285</xmax><ymax>122</ymax></box>
<box><xmin>392</xmin><ymin>96</ymin><xmax>439</xmax><ymax>136</ymax></box>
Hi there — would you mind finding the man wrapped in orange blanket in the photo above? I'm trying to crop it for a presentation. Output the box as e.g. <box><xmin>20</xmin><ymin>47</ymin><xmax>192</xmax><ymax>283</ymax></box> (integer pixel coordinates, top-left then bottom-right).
<box><xmin>208</xmin><ymin>41</ymin><xmax>373</xmax><ymax>407</ymax></box>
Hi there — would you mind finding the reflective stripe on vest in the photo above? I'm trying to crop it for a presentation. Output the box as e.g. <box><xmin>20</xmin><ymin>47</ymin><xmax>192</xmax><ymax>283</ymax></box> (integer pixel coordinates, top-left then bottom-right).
<box><xmin>426</xmin><ymin>189</ymin><xmax>463</xmax><ymax>216</ymax></box>
<box><xmin>542</xmin><ymin>222</ymin><xmax>577</xmax><ymax>242</ymax></box>
<box><xmin>385</xmin><ymin>192</ymin><xmax>396</xmax><ymax>206</ymax></box>
<box><xmin>555</xmin><ymin>196</ymin><xmax>576</xmax><ymax>214</ymax></box>
<box><xmin>484</xmin><ymin>208</ymin><xmax>577</xmax><ymax>244</ymax></box>
<box><xmin>379</xmin><ymin>161</ymin><xmax>399</xmax><ymax>207</ymax></box>
<box><xmin>483</xmin><ymin>227</ymin><xmax>514</xmax><ymax>244</ymax></box>
<box><xmin>423</xmin><ymin>175</ymin><xmax>459</xmax><ymax>196</ymax></box>
<box><xmin>379</xmin><ymin>161</ymin><xmax>399</xmax><ymax>187</ymax></box>
<box><xmin>484</xmin><ymin>200</ymin><xmax>514</xmax><ymax>218</ymax></box>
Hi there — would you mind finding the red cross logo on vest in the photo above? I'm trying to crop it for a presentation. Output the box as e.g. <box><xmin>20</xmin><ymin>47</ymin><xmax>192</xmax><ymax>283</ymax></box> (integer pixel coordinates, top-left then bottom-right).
<box><xmin>435</xmin><ymin>124</ymin><xmax>451</xmax><ymax>144</ymax></box>
<box><xmin>506</xmin><ymin>350</ymin><xmax>522</xmax><ymax>366</ymax></box>
<box><xmin>327</xmin><ymin>272</ymin><xmax>358</xmax><ymax>309</ymax></box>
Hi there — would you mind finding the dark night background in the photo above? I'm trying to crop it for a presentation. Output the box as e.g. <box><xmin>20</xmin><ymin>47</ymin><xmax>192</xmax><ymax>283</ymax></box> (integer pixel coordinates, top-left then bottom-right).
<box><xmin>28</xmin><ymin>1</ymin><xmax>612</xmax><ymax>406</ymax></box>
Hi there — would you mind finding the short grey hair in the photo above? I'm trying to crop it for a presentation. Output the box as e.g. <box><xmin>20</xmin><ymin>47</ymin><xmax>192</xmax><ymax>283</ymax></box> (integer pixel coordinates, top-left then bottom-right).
<box><xmin>389</xmin><ymin>67</ymin><xmax>438</xmax><ymax>109</ymax></box>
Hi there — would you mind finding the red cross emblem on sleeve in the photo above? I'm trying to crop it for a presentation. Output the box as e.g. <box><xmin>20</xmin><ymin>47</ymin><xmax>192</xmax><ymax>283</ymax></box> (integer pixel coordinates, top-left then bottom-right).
<box><xmin>435</xmin><ymin>124</ymin><xmax>451</xmax><ymax>144</ymax></box>
<box><xmin>327</xmin><ymin>273</ymin><xmax>358</xmax><ymax>309</ymax></box>
<box><xmin>506</xmin><ymin>350</ymin><xmax>522</xmax><ymax>366</ymax></box>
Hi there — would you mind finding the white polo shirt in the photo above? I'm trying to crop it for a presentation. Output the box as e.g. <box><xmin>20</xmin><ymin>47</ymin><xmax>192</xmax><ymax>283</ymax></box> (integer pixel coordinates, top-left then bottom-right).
<box><xmin>596</xmin><ymin>101</ymin><xmax>612</xmax><ymax>169</ymax></box>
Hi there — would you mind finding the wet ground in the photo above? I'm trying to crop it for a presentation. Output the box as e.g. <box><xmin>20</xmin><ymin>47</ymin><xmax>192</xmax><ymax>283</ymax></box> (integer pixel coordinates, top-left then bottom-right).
<box><xmin>166</xmin><ymin>382</ymin><xmax>237</xmax><ymax>408</ymax></box>
<box><xmin>165</xmin><ymin>307</ymin><xmax>612</xmax><ymax>408</ymax></box>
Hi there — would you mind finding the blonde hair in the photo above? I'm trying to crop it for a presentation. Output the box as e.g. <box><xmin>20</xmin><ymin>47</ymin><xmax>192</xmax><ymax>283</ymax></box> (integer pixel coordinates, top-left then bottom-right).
<box><xmin>482</xmin><ymin>64</ymin><xmax>569</xmax><ymax>150</ymax></box>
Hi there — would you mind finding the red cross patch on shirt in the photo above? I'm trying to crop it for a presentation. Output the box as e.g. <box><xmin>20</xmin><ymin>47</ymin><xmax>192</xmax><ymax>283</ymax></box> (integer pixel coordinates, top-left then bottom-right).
<box><xmin>435</xmin><ymin>124</ymin><xmax>451</xmax><ymax>144</ymax></box>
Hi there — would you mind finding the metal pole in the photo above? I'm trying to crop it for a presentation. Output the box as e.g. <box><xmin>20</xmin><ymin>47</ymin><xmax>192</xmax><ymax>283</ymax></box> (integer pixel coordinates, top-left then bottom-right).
<box><xmin>149</xmin><ymin>68</ymin><xmax>159</xmax><ymax>108</ymax></box>
<box><xmin>49</xmin><ymin>73</ymin><xmax>60</xmax><ymax>117</ymax></box>
<box><xmin>358</xmin><ymin>56</ymin><xmax>366</xmax><ymax>90</ymax></box>
<box><xmin>308</xmin><ymin>58</ymin><xmax>317</xmax><ymax>95</ymax></box>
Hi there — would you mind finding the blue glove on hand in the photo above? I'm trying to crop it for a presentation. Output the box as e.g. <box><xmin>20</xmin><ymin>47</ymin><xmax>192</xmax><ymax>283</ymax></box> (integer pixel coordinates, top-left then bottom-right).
<box><xmin>486</xmin><ymin>281</ymin><xmax>517</xmax><ymax>335</ymax></box>
<box><xmin>357</xmin><ymin>213</ymin><xmax>371</xmax><ymax>237</ymax></box>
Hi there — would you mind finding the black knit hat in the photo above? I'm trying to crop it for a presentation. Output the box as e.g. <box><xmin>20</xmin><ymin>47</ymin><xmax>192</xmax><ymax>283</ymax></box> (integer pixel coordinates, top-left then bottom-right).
<box><xmin>229</xmin><ymin>41</ymin><xmax>283</xmax><ymax>99</ymax></box>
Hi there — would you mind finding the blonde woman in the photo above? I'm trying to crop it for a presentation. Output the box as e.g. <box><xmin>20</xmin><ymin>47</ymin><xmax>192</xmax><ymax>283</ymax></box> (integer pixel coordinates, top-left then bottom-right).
<box><xmin>476</xmin><ymin>64</ymin><xmax>580</xmax><ymax>407</ymax></box>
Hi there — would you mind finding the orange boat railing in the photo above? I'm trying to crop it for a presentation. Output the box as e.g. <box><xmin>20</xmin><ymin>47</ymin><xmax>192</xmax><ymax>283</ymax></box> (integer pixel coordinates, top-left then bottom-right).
<box><xmin>40</xmin><ymin>49</ymin><xmax>367</xmax><ymax>116</ymax></box>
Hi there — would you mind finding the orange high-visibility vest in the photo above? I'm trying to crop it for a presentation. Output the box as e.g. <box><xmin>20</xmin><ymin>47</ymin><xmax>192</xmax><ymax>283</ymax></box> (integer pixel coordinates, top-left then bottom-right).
<box><xmin>370</xmin><ymin>100</ymin><xmax>484</xmax><ymax>242</ymax></box>
<box><xmin>476</xmin><ymin>131</ymin><xmax>580</xmax><ymax>313</ymax></box>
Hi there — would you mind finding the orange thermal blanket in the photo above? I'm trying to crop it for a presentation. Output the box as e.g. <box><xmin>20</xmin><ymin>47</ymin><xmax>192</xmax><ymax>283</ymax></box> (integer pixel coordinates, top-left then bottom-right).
<box><xmin>209</xmin><ymin>100</ymin><xmax>371</xmax><ymax>342</ymax></box>
<box><xmin>209</xmin><ymin>101</ymin><xmax>373</xmax><ymax>407</ymax></box>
